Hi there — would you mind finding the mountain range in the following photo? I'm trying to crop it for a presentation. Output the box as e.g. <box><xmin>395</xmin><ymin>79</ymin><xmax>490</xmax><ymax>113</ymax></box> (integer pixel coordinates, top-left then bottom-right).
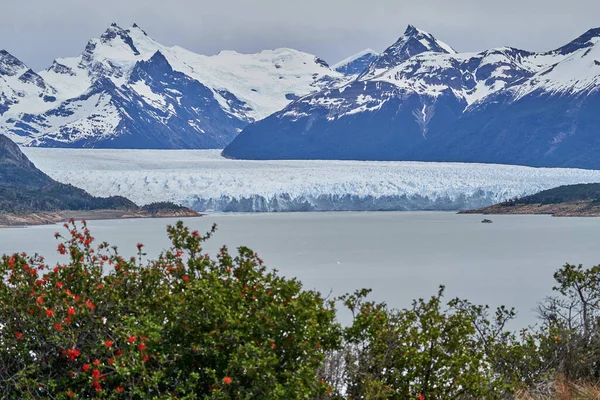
<box><xmin>0</xmin><ymin>23</ymin><xmax>346</xmax><ymax>148</ymax></box>
<box><xmin>3</xmin><ymin>24</ymin><xmax>600</xmax><ymax>168</ymax></box>
<box><xmin>223</xmin><ymin>25</ymin><xmax>600</xmax><ymax>169</ymax></box>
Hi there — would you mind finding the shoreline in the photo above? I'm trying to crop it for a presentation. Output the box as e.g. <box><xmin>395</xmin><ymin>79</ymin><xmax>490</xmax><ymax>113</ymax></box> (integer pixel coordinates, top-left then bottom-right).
<box><xmin>460</xmin><ymin>201</ymin><xmax>600</xmax><ymax>217</ymax></box>
<box><xmin>0</xmin><ymin>208</ymin><xmax>202</xmax><ymax>228</ymax></box>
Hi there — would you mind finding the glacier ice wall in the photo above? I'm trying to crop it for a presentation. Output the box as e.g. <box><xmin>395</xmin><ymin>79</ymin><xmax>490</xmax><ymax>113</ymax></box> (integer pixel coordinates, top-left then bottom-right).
<box><xmin>23</xmin><ymin>149</ymin><xmax>600</xmax><ymax>212</ymax></box>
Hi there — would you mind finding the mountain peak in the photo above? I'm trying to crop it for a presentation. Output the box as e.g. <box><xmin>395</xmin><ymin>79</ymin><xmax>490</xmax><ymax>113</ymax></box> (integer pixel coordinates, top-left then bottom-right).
<box><xmin>361</xmin><ymin>25</ymin><xmax>456</xmax><ymax>77</ymax></box>
<box><xmin>97</xmin><ymin>23</ymin><xmax>141</xmax><ymax>56</ymax></box>
<box><xmin>553</xmin><ymin>27</ymin><xmax>600</xmax><ymax>55</ymax></box>
<box><xmin>0</xmin><ymin>50</ymin><xmax>27</xmax><ymax>76</ymax></box>
<box><xmin>396</xmin><ymin>24</ymin><xmax>456</xmax><ymax>52</ymax></box>
<box><xmin>101</xmin><ymin>23</ymin><xmax>127</xmax><ymax>39</ymax></box>
<box><xmin>404</xmin><ymin>24</ymin><xmax>420</xmax><ymax>35</ymax></box>
<box><xmin>130</xmin><ymin>23</ymin><xmax>148</xmax><ymax>36</ymax></box>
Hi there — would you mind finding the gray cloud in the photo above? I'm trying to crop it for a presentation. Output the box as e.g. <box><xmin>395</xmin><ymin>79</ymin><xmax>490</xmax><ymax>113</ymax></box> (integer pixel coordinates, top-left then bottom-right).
<box><xmin>1</xmin><ymin>0</ymin><xmax>599</xmax><ymax>71</ymax></box>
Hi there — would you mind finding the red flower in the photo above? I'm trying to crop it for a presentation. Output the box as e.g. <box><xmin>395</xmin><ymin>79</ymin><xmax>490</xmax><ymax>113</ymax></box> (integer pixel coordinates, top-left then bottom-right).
<box><xmin>138</xmin><ymin>343</ymin><xmax>147</xmax><ymax>351</ymax></box>
<box><xmin>36</xmin><ymin>296</ymin><xmax>44</xmax><ymax>305</ymax></box>
<box><xmin>108</xmin><ymin>358</ymin><xmax>114</xmax><ymax>365</ymax></box>
<box><xmin>127</xmin><ymin>336</ymin><xmax>137</xmax><ymax>343</ymax></box>
<box><xmin>53</xmin><ymin>266</ymin><xmax>59</xmax><ymax>273</ymax></box>
<box><xmin>58</xmin><ymin>243</ymin><xmax>67</xmax><ymax>255</ymax></box>
<box><xmin>115</xmin><ymin>349</ymin><xmax>123</xmax><ymax>357</ymax></box>
<box><xmin>116</xmin><ymin>386</ymin><xmax>124</xmax><ymax>393</ymax></box>
<box><xmin>14</xmin><ymin>332</ymin><xmax>23</xmax><ymax>340</ymax></box>
<box><xmin>93</xmin><ymin>359</ymin><xmax>101</xmax><ymax>366</ymax></box>
<box><xmin>85</xmin><ymin>299</ymin><xmax>95</xmax><ymax>310</ymax></box>
<box><xmin>53</xmin><ymin>323</ymin><xmax>62</xmax><ymax>331</ymax></box>
<box><xmin>92</xmin><ymin>369</ymin><xmax>101</xmax><ymax>379</ymax></box>
<box><xmin>68</xmin><ymin>306</ymin><xmax>75</xmax><ymax>316</ymax></box>
<box><xmin>417</xmin><ymin>394</ymin><xmax>425</xmax><ymax>400</ymax></box>
<box><xmin>56</xmin><ymin>282</ymin><xmax>64</xmax><ymax>289</ymax></box>
<box><xmin>67</xmin><ymin>348</ymin><xmax>80</xmax><ymax>361</ymax></box>
<box><xmin>104</xmin><ymin>340</ymin><xmax>113</xmax><ymax>348</ymax></box>
<box><xmin>64</xmin><ymin>317</ymin><xmax>72</xmax><ymax>324</ymax></box>
<box><xmin>46</xmin><ymin>309</ymin><xmax>54</xmax><ymax>317</ymax></box>
<box><xmin>270</xmin><ymin>343</ymin><xmax>276</xmax><ymax>349</ymax></box>
<box><xmin>82</xmin><ymin>364</ymin><xmax>90</xmax><ymax>372</ymax></box>
<box><xmin>223</xmin><ymin>376</ymin><xmax>232</xmax><ymax>385</ymax></box>
<box><xmin>136</xmin><ymin>243</ymin><xmax>144</xmax><ymax>251</ymax></box>
<box><xmin>67</xmin><ymin>391</ymin><xmax>75</xmax><ymax>397</ymax></box>
<box><xmin>182</xmin><ymin>275</ymin><xmax>189</xmax><ymax>281</ymax></box>
<box><xmin>142</xmin><ymin>355</ymin><xmax>150</xmax><ymax>362</ymax></box>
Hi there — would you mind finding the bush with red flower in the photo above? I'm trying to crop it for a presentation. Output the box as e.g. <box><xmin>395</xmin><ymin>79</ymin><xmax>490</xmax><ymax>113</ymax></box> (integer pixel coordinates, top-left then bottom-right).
<box><xmin>0</xmin><ymin>220</ymin><xmax>340</xmax><ymax>399</ymax></box>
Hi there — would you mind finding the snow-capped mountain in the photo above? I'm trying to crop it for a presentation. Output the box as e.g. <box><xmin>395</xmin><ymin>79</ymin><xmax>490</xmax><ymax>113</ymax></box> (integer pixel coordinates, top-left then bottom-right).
<box><xmin>333</xmin><ymin>49</ymin><xmax>378</xmax><ymax>75</ymax></box>
<box><xmin>0</xmin><ymin>23</ymin><xmax>344</xmax><ymax>148</ymax></box>
<box><xmin>223</xmin><ymin>26</ymin><xmax>600</xmax><ymax>169</ymax></box>
<box><xmin>360</xmin><ymin>25</ymin><xmax>457</xmax><ymax>79</ymax></box>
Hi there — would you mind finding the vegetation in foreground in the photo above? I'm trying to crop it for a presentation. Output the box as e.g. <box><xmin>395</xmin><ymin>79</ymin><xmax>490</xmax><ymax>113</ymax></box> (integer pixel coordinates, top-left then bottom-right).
<box><xmin>0</xmin><ymin>221</ymin><xmax>599</xmax><ymax>399</ymax></box>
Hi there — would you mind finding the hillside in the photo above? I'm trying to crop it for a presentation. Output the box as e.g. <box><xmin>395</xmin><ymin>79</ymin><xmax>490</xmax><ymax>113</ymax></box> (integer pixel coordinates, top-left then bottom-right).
<box><xmin>462</xmin><ymin>183</ymin><xmax>600</xmax><ymax>216</ymax></box>
<box><xmin>0</xmin><ymin>134</ymin><xmax>198</xmax><ymax>224</ymax></box>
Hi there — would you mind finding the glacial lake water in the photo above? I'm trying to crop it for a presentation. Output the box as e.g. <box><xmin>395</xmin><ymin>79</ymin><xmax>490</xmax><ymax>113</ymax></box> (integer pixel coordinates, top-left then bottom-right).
<box><xmin>2</xmin><ymin>211</ymin><xmax>600</xmax><ymax>328</ymax></box>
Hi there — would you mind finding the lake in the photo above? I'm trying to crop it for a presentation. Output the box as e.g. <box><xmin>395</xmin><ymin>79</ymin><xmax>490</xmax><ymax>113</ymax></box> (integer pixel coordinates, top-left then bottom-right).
<box><xmin>2</xmin><ymin>211</ymin><xmax>599</xmax><ymax>328</ymax></box>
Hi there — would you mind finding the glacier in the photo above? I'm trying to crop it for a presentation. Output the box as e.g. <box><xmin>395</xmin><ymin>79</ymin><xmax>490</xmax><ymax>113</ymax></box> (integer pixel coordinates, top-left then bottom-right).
<box><xmin>22</xmin><ymin>148</ymin><xmax>600</xmax><ymax>213</ymax></box>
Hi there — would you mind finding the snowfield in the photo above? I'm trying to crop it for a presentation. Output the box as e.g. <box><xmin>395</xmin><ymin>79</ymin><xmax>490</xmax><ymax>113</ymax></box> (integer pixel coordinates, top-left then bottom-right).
<box><xmin>23</xmin><ymin>148</ymin><xmax>600</xmax><ymax>212</ymax></box>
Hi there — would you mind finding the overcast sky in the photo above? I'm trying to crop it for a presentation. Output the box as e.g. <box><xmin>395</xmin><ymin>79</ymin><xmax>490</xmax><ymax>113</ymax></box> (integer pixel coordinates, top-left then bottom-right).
<box><xmin>2</xmin><ymin>0</ymin><xmax>599</xmax><ymax>71</ymax></box>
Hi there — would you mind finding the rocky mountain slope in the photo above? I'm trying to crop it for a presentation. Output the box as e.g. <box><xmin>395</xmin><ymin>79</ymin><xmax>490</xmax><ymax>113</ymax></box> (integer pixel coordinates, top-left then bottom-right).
<box><xmin>332</xmin><ymin>49</ymin><xmax>378</xmax><ymax>75</ymax></box>
<box><xmin>223</xmin><ymin>25</ymin><xmax>600</xmax><ymax>169</ymax></box>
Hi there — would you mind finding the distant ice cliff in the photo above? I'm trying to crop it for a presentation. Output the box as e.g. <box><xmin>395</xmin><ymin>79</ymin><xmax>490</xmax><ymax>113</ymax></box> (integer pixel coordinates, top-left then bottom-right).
<box><xmin>23</xmin><ymin>149</ymin><xmax>600</xmax><ymax>213</ymax></box>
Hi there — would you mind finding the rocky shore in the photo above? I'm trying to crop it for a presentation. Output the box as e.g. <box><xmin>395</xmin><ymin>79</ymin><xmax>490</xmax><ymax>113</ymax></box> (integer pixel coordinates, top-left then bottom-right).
<box><xmin>0</xmin><ymin>207</ymin><xmax>201</xmax><ymax>227</ymax></box>
<box><xmin>461</xmin><ymin>201</ymin><xmax>600</xmax><ymax>217</ymax></box>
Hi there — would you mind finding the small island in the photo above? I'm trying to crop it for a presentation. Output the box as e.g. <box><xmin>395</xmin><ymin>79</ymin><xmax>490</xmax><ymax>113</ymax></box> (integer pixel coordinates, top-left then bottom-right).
<box><xmin>462</xmin><ymin>183</ymin><xmax>600</xmax><ymax>217</ymax></box>
<box><xmin>0</xmin><ymin>134</ymin><xmax>199</xmax><ymax>227</ymax></box>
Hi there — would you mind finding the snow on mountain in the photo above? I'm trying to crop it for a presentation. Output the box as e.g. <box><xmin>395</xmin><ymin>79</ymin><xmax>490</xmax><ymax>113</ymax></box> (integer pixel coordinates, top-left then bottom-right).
<box><xmin>223</xmin><ymin>25</ymin><xmax>600</xmax><ymax>169</ymax></box>
<box><xmin>1</xmin><ymin>23</ymin><xmax>344</xmax><ymax>148</ymax></box>
<box><xmin>22</xmin><ymin>148</ymin><xmax>600</xmax><ymax>212</ymax></box>
<box><xmin>361</xmin><ymin>25</ymin><xmax>457</xmax><ymax>79</ymax></box>
<box><xmin>0</xmin><ymin>50</ymin><xmax>58</xmax><ymax>116</ymax></box>
<box><xmin>333</xmin><ymin>49</ymin><xmax>378</xmax><ymax>75</ymax></box>
<box><xmin>511</xmin><ymin>33</ymin><xmax>600</xmax><ymax>98</ymax></box>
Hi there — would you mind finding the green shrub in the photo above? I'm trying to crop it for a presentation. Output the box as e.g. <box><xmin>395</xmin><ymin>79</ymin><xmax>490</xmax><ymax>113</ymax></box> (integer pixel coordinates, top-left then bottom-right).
<box><xmin>0</xmin><ymin>220</ymin><xmax>340</xmax><ymax>399</ymax></box>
